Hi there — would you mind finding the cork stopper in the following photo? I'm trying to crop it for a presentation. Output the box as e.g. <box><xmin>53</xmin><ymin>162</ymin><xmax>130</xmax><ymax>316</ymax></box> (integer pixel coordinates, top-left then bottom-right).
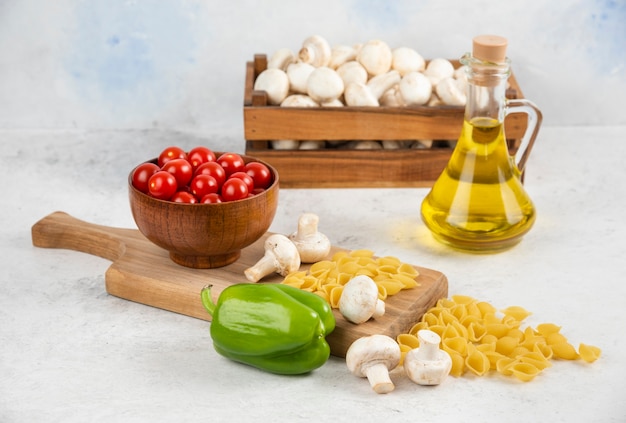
<box><xmin>473</xmin><ymin>35</ymin><xmax>508</xmax><ymax>63</ymax></box>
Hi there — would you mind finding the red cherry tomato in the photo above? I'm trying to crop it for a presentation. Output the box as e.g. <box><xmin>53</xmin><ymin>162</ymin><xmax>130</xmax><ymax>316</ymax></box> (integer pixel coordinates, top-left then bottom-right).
<box><xmin>170</xmin><ymin>191</ymin><xmax>197</xmax><ymax>203</ymax></box>
<box><xmin>161</xmin><ymin>158</ymin><xmax>193</xmax><ymax>188</ymax></box>
<box><xmin>195</xmin><ymin>161</ymin><xmax>226</xmax><ymax>187</ymax></box>
<box><xmin>244</xmin><ymin>162</ymin><xmax>272</xmax><ymax>190</ymax></box>
<box><xmin>187</xmin><ymin>146</ymin><xmax>216</xmax><ymax>170</ymax></box>
<box><xmin>251</xmin><ymin>187</ymin><xmax>265</xmax><ymax>196</ymax></box>
<box><xmin>216</xmin><ymin>153</ymin><xmax>245</xmax><ymax>177</ymax></box>
<box><xmin>229</xmin><ymin>171</ymin><xmax>255</xmax><ymax>193</ymax></box>
<box><xmin>148</xmin><ymin>171</ymin><xmax>178</xmax><ymax>200</ymax></box>
<box><xmin>132</xmin><ymin>162</ymin><xmax>160</xmax><ymax>193</ymax></box>
<box><xmin>221</xmin><ymin>178</ymin><xmax>249</xmax><ymax>202</ymax></box>
<box><xmin>200</xmin><ymin>193</ymin><xmax>223</xmax><ymax>204</ymax></box>
<box><xmin>190</xmin><ymin>175</ymin><xmax>219</xmax><ymax>199</ymax></box>
<box><xmin>158</xmin><ymin>146</ymin><xmax>187</xmax><ymax>167</ymax></box>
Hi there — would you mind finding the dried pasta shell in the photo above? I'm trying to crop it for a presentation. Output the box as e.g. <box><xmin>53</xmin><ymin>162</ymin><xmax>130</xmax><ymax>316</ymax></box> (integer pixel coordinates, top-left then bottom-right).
<box><xmin>467</xmin><ymin>322</ymin><xmax>487</xmax><ymax>342</ymax></box>
<box><xmin>465</xmin><ymin>344</ymin><xmax>490</xmax><ymax>376</ymax></box>
<box><xmin>422</xmin><ymin>312</ymin><xmax>439</xmax><ymax>327</ymax></box>
<box><xmin>349</xmin><ymin>249</ymin><xmax>374</xmax><ymax>258</ymax></box>
<box><xmin>442</xmin><ymin>336</ymin><xmax>468</xmax><ymax>356</ymax></box>
<box><xmin>476</xmin><ymin>301</ymin><xmax>497</xmax><ymax>316</ymax></box>
<box><xmin>377</xmin><ymin>256</ymin><xmax>401</xmax><ymax>267</ymax></box>
<box><xmin>533</xmin><ymin>342</ymin><xmax>553</xmax><ymax>360</ymax></box>
<box><xmin>509</xmin><ymin>362</ymin><xmax>541</xmax><ymax>382</ymax></box>
<box><xmin>331</xmin><ymin>251</ymin><xmax>348</xmax><ymax>261</ymax></box>
<box><xmin>451</xmin><ymin>294</ymin><xmax>476</xmax><ymax>305</ymax></box>
<box><xmin>397</xmin><ymin>333</ymin><xmax>420</xmax><ymax>350</ymax></box>
<box><xmin>578</xmin><ymin>343</ymin><xmax>601</xmax><ymax>363</ymax></box>
<box><xmin>409</xmin><ymin>321</ymin><xmax>429</xmax><ymax>336</ymax></box>
<box><xmin>510</xmin><ymin>346</ymin><xmax>530</xmax><ymax>357</ymax></box>
<box><xmin>495</xmin><ymin>336</ymin><xmax>519</xmax><ymax>356</ymax></box>
<box><xmin>397</xmin><ymin>262</ymin><xmax>419</xmax><ymax>277</ymax></box>
<box><xmin>518</xmin><ymin>352</ymin><xmax>552</xmax><ymax>371</ymax></box>
<box><xmin>377</xmin><ymin>279</ymin><xmax>404</xmax><ymax>296</ymax></box>
<box><xmin>536</xmin><ymin>323</ymin><xmax>562</xmax><ymax>336</ymax></box>
<box><xmin>485</xmin><ymin>323</ymin><xmax>510</xmax><ymax>339</ymax></box>
<box><xmin>328</xmin><ymin>286</ymin><xmax>344</xmax><ymax>308</ymax></box>
<box><xmin>501</xmin><ymin>305</ymin><xmax>532</xmax><ymax>321</ymax></box>
<box><xmin>448</xmin><ymin>351</ymin><xmax>466</xmax><ymax>377</ymax></box>
<box><xmin>450</xmin><ymin>304</ymin><xmax>468</xmax><ymax>321</ymax></box>
<box><xmin>550</xmin><ymin>342</ymin><xmax>579</xmax><ymax>360</ymax></box>
<box><xmin>389</xmin><ymin>273</ymin><xmax>419</xmax><ymax>288</ymax></box>
<box><xmin>496</xmin><ymin>357</ymin><xmax>516</xmax><ymax>376</ymax></box>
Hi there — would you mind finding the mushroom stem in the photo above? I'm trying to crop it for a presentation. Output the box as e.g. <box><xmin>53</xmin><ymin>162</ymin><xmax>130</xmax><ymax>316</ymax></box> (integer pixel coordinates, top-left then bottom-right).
<box><xmin>244</xmin><ymin>253</ymin><xmax>278</xmax><ymax>282</ymax></box>
<box><xmin>365</xmin><ymin>363</ymin><xmax>395</xmax><ymax>394</ymax></box>
<box><xmin>297</xmin><ymin>213</ymin><xmax>319</xmax><ymax>237</ymax></box>
<box><xmin>244</xmin><ymin>234</ymin><xmax>301</xmax><ymax>282</ymax></box>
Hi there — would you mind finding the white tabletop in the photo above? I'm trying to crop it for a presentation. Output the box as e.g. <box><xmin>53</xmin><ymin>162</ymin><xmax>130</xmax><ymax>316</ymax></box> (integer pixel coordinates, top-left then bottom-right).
<box><xmin>2</xmin><ymin>126</ymin><xmax>624</xmax><ymax>422</ymax></box>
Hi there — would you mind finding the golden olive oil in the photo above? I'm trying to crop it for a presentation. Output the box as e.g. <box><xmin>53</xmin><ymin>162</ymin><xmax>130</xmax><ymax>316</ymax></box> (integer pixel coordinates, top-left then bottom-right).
<box><xmin>420</xmin><ymin>117</ymin><xmax>536</xmax><ymax>252</ymax></box>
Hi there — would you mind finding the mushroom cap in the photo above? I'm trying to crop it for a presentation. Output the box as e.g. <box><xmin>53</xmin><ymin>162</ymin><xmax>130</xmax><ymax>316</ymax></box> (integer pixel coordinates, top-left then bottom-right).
<box><xmin>399</xmin><ymin>71</ymin><xmax>432</xmax><ymax>106</ymax></box>
<box><xmin>264</xmin><ymin>233</ymin><xmax>301</xmax><ymax>276</ymax></box>
<box><xmin>357</xmin><ymin>39</ymin><xmax>393</xmax><ymax>76</ymax></box>
<box><xmin>307</xmin><ymin>67</ymin><xmax>344</xmax><ymax>103</ymax></box>
<box><xmin>391</xmin><ymin>46</ymin><xmax>425</xmax><ymax>76</ymax></box>
<box><xmin>436</xmin><ymin>77</ymin><xmax>466</xmax><ymax>106</ymax></box>
<box><xmin>339</xmin><ymin>275</ymin><xmax>380</xmax><ymax>324</ymax></box>
<box><xmin>254</xmin><ymin>68</ymin><xmax>290</xmax><ymax>105</ymax></box>
<box><xmin>344</xmin><ymin>82</ymin><xmax>378</xmax><ymax>107</ymax></box>
<box><xmin>346</xmin><ymin>334</ymin><xmax>401</xmax><ymax>377</ymax></box>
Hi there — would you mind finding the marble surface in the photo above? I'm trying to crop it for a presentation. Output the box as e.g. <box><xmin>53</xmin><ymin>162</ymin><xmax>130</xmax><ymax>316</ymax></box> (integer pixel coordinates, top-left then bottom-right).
<box><xmin>1</xmin><ymin>126</ymin><xmax>625</xmax><ymax>422</ymax></box>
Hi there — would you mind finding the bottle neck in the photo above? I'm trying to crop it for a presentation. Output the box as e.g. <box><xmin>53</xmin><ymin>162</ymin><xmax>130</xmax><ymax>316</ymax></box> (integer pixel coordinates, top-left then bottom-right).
<box><xmin>461</xmin><ymin>53</ymin><xmax>511</xmax><ymax>124</ymax></box>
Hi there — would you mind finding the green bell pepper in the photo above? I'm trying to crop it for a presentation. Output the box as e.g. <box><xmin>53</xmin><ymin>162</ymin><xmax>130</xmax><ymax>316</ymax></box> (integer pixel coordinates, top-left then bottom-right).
<box><xmin>201</xmin><ymin>283</ymin><xmax>336</xmax><ymax>375</ymax></box>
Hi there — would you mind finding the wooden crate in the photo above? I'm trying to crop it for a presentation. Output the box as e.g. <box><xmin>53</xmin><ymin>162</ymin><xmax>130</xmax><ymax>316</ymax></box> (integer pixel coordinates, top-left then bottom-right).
<box><xmin>244</xmin><ymin>54</ymin><xmax>527</xmax><ymax>188</ymax></box>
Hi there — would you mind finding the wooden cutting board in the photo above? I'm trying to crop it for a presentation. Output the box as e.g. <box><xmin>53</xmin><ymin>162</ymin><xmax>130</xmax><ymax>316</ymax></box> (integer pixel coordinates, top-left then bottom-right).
<box><xmin>31</xmin><ymin>211</ymin><xmax>448</xmax><ymax>357</ymax></box>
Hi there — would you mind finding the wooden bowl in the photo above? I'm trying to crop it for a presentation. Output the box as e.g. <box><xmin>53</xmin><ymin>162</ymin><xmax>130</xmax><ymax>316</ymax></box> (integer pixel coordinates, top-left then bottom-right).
<box><xmin>128</xmin><ymin>154</ymin><xmax>279</xmax><ymax>269</ymax></box>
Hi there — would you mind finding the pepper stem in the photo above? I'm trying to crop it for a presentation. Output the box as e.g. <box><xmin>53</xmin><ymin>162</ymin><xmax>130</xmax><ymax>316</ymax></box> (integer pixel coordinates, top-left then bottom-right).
<box><xmin>200</xmin><ymin>284</ymin><xmax>216</xmax><ymax>317</ymax></box>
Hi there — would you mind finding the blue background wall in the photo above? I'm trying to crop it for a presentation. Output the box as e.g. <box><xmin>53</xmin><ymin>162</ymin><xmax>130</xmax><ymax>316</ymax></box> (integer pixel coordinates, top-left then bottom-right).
<box><xmin>1</xmin><ymin>0</ymin><xmax>624</xmax><ymax>132</ymax></box>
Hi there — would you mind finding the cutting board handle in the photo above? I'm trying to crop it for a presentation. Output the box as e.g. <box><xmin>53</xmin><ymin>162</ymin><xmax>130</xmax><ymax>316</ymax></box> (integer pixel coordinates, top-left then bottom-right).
<box><xmin>32</xmin><ymin>211</ymin><xmax>127</xmax><ymax>262</ymax></box>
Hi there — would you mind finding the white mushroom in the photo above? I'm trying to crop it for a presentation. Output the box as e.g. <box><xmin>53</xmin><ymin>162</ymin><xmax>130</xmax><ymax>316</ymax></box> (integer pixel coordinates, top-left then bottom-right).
<box><xmin>382</xmin><ymin>140</ymin><xmax>412</xmax><ymax>149</ymax></box>
<box><xmin>299</xmin><ymin>140</ymin><xmax>326</xmax><ymax>150</ymax></box>
<box><xmin>336</xmin><ymin>60</ymin><xmax>369</xmax><ymax>90</ymax></box>
<box><xmin>357</xmin><ymin>39</ymin><xmax>393</xmax><ymax>76</ymax></box>
<box><xmin>280</xmin><ymin>94</ymin><xmax>319</xmax><ymax>108</ymax></box>
<box><xmin>299</xmin><ymin>35</ymin><xmax>332</xmax><ymax>67</ymax></box>
<box><xmin>366</xmin><ymin>70</ymin><xmax>401</xmax><ymax>100</ymax></box>
<box><xmin>346</xmin><ymin>335</ymin><xmax>401</xmax><ymax>394</ymax></box>
<box><xmin>345</xmin><ymin>140</ymin><xmax>383</xmax><ymax>150</ymax></box>
<box><xmin>380</xmin><ymin>86</ymin><xmax>402</xmax><ymax>107</ymax></box>
<box><xmin>424</xmin><ymin>58</ymin><xmax>455</xmax><ymax>87</ymax></box>
<box><xmin>404</xmin><ymin>329</ymin><xmax>452</xmax><ymax>386</ymax></box>
<box><xmin>320</xmin><ymin>98</ymin><xmax>344</xmax><ymax>107</ymax></box>
<box><xmin>344</xmin><ymin>82</ymin><xmax>378</xmax><ymax>107</ymax></box>
<box><xmin>391</xmin><ymin>47</ymin><xmax>425</xmax><ymax>76</ymax></box>
<box><xmin>411</xmin><ymin>139</ymin><xmax>434</xmax><ymax>149</ymax></box>
<box><xmin>339</xmin><ymin>275</ymin><xmax>385</xmax><ymax>323</ymax></box>
<box><xmin>436</xmin><ymin>77</ymin><xmax>466</xmax><ymax>106</ymax></box>
<box><xmin>267</xmin><ymin>48</ymin><xmax>296</xmax><ymax>71</ymax></box>
<box><xmin>344</xmin><ymin>70</ymin><xmax>400</xmax><ymax>107</ymax></box>
<box><xmin>288</xmin><ymin>213</ymin><xmax>331</xmax><ymax>262</ymax></box>
<box><xmin>253</xmin><ymin>68</ymin><xmax>290</xmax><ymax>105</ymax></box>
<box><xmin>271</xmin><ymin>140</ymin><xmax>300</xmax><ymax>150</ymax></box>
<box><xmin>286</xmin><ymin>62</ymin><xmax>316</xmax><ymax>94</ymax></box>
<box><xmin>328</xmin><ymin>44</ymin><xmax>358</xmax><ymax>69</ymax></box>
<box><xmin>427</xmin><ymin>93</ymin><xmax>444</xmax><ymax>107</ymax></box>
<box><xmin>244</xmin><ymin>234</ymin><xmax>301</xmax><ymax>282</ymax></box>
<box><xmin>306</xmin><ymin>67</ymin><xmax>344</xmax><ymax>103</ymax></box>
<box><xmin>398</xmin><ymin>71</ymin><xmax>432</xmax><ymax>106</ymax></box>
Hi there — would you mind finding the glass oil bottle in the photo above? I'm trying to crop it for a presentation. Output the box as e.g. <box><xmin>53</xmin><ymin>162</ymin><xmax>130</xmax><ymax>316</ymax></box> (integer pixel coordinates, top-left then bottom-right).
<box><xmin>421</xmin><ymin>35</ymin><xmax>543</xmax><ymax>252</ymax></box>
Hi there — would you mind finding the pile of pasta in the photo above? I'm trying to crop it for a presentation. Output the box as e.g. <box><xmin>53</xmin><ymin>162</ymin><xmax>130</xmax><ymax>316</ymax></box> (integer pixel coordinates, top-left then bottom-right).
<box><xmin>281</xmin><ymin>249</ymin><xmax>420</xmax><ymax>307</ymax></box>
<box><xmin>397</xmin><ymin>295</ymin><xmax>601</xmax><ymax>382</ymax></box>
